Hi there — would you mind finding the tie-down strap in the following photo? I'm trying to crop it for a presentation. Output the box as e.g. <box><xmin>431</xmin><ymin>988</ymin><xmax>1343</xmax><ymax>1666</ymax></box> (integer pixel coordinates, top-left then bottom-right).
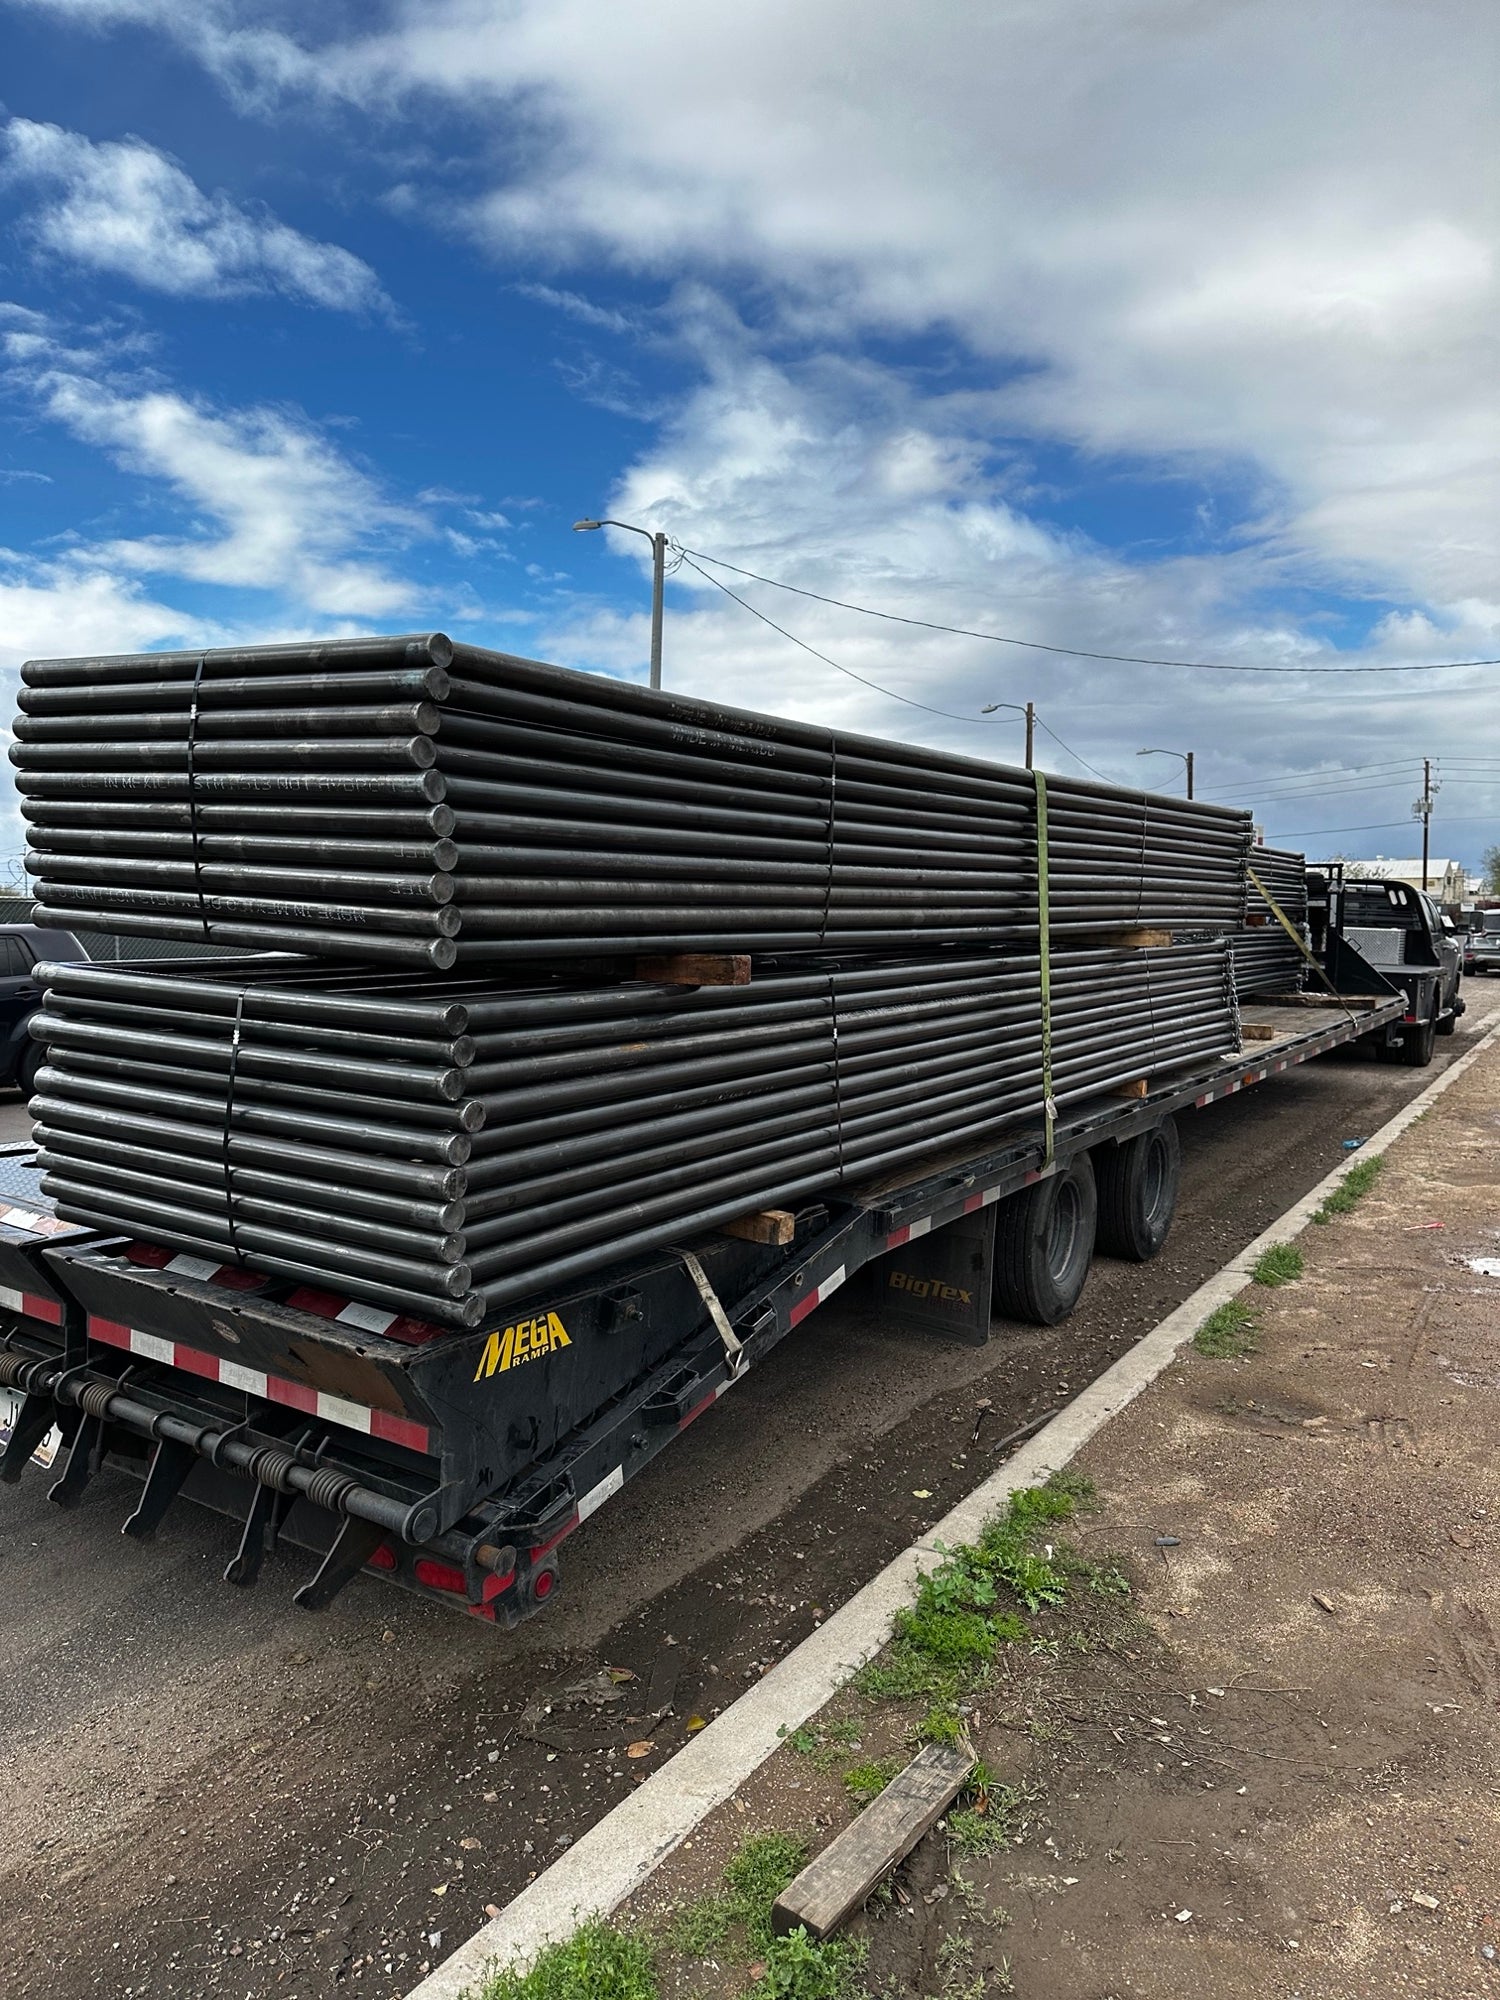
<box><xmin>677</xmin><ymin>1248</ymin><xmax>747</xmax><ymax>1378</ymax></box>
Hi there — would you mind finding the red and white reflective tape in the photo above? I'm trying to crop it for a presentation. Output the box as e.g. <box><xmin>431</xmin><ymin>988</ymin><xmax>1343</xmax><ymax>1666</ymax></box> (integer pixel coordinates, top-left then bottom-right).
<box><xmin>789</xmin><ymin>1262</ymin><xmax>848</xmax><ymax>1328</ymax></box>
<box><xmin>577</xmin><ymin>1464</ymin><xmax>624</xmax><ymax>1522</ymax></box>
<box><xmin>0</xmin><ymin>1206</ymin><xmax>72</xmax><ymax>1238</ymax></box>
<box><xmin>285</xmin><ymin>1287</ymin><xmax>443</xmax><ymax>1346</ymax></box>
<box><xmin>883</xmin><ymin>1162</ymin><xmax>1058</xmax><ymax>1251</ymax></box>
<box><xmin>0</xmin><ymin>1284</ymin><xmax>62</xmax><ymax>1325</ymax></box>
<box><xmin>86</xmin><ymin>1314</ymin><xmax>431</xmax><ymax>1455</ymax></box>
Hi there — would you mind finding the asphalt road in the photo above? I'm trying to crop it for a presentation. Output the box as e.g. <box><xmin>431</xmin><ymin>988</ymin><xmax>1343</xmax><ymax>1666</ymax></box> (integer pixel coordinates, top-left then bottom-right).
<box><xmin>1</xmin><ymin>1004</ymin><xmax>1496</xmax><ymax>1999</ymax></box>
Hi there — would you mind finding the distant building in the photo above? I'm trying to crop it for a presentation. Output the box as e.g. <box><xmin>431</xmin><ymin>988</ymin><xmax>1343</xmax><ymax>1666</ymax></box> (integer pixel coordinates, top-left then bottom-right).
<box><xmin>1337</xmin><ymin>856</ymin><xmax>1467</xmax><ymax>904</ymax></box>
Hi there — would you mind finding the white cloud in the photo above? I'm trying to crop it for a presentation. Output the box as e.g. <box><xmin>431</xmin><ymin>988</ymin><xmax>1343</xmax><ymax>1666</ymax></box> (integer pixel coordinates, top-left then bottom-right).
<box><xmin>10</xmin><ymin>0</ymin><xmax>1500</xmax><ymax>854</ymax></box>
<box><xmin>3</xmin><ymin>320</ymin><xmax>425</xmax><ymax>616</ymax></box>
<box><xmin>50</xmin><ymin>0</ymin><xmax>1493</xmax><ymax>619</ymax></box>
<box><xmin>0</xmin><ymin>552</ymin><xmax>191</xmax><ymax>669</ymax></box>
<box><xmin>1</xmin><ymin>117</ymin><xmax>389</xmax><ymax>313</ymax></box>
<box><xmin>542</xmin><ymin>331</ymin><xmax>1500</xmax><ymax>849</ymax></box>
<box><xmin>47</xmin><ymin>379</ymin><xmax>422</xmax><ymax>615</ymax></box>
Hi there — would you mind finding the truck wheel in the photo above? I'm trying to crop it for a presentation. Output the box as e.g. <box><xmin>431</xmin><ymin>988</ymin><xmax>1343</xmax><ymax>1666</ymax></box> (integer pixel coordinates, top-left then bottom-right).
<box><xmin>1399</xmin><ymin>1011</ymin><xmax>1437</xmax><ymax>1066</ymax></box>
<box><xmin>17</xmin><ymin>1041</ymin><xmax>42</xmax><ymax>1099</ymax></box>
<box><xmin>993</xmin><ymin>1155</ymin><xmax>1097</xmax><ymax>1325</ymax></box>
<box><xmin>1094</xmin><ymin>1117</ymin><xmax>1180</xmax><ymax>1262</ymax></box>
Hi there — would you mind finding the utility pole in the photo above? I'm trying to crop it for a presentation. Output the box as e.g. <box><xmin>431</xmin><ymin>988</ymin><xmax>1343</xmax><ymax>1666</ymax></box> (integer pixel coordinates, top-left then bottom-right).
<box><xmin>1136</xmin><ymin>747</ymin><xmax>1194</xmax><ymax>798</ymax></box>
<box><xmin>573</xmin><ymin>518</ymin><xmax>667</xmax><ymax>691</ymax></box>
<box><xmin>1413</xmin><ymin>758</ymin><xmax>1436</xmax><ymax>892</ymax></box>
<box><xmin>979</xmin><ymin>698</ymin><xmax>1035</xmax><ymax>767</ymax></box>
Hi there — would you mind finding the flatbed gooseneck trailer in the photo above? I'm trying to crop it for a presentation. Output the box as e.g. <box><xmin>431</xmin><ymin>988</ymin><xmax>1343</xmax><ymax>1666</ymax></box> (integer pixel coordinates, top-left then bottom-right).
<box><xmin>0</xmin><ymin>985</ymin><xmax>1404</xmax><ymax>1626</ymax></box>
<box><xmin>0</xmin><ymin>632</ymin><xmax>1446</xmax><ymax>1625</ymax></box>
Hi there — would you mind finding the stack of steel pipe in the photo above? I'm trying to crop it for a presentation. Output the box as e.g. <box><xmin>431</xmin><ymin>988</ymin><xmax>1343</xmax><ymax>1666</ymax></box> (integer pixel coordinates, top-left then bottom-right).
<box><xmin>1233</xmin><ymin>846</ymin><xmax>1310</xmax><ymax>997</ymax></box>
<box><xmin>30</xmin><ymin>945</ymin><xmax>1239</xmax><ymax>1326</ymax></box>
<box><xmin>15</xmin><ymin>634</ymin><xmax>1254</xmax><ymax>966</ymax></box>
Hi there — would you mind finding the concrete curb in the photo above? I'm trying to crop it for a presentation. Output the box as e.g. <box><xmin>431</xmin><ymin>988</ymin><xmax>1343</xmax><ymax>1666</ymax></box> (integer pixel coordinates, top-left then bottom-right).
<box><xmin>409</xmin><ymin>1008</ymin><xmax>1500</xmax><ymax>1998</ymax></box>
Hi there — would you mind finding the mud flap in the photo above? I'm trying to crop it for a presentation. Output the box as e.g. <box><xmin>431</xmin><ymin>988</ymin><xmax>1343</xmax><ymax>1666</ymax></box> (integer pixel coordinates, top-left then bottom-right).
<box><xmin>866</xmin><ymin>1205</ymin><xmax>996</xmax><ymax>1346</ymax></box>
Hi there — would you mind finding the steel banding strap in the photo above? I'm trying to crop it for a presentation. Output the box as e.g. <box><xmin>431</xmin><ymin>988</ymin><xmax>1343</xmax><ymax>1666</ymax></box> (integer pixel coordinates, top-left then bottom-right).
<box><xmin>676</xmin><ymin>1247</ymin><xmax>746</xmax><ymax>1377</ymax></box>
<box><xmin>220</xmin><ymin>987</ymin><xmax>247</xmax><ymax>1264</ymax></box>
<box><xmin>827</xmin><ymin>975</ymin><xmax>846</xmax><ymax>1179</ymax></box>
<box><xmin>1135</xmin><ymin>791</ymin><xmax>1149</xmax><ymax>924</ymax></box>
<box><xmin>186</xmin><ymin>652</ymin><xmax>211</xmax><ymax>938</ymax></box>
<box><xmin>1245</xmin><ymin>863</ymin><xmax>1358</xmax><ymax>1031</ymax></box>
<box><xmin>817</xmin><ymin>734</ymin><xmax>838</xmax><ymax>943</ymax></box>
<box><xmin>1035</xmin><ymin>770</ymin><xmax>1055</xmax><ymax>1166</ymax></box>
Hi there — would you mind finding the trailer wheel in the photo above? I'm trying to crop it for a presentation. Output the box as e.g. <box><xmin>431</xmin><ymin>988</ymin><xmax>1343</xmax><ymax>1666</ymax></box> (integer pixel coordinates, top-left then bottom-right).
<box><xmin>1094</xmin><ymin>1117</ymin><xmax>1180</xmax><ymax>1262</ymax></box>
<box><xmin>1435</xmin><ymin>1006</ymin><xmax>1456</xmax><ymax>1036</ymax></box>
<box><xmin>993</xmin><ymin>1155</ymin><xmax>1097</xmax><ymax>1325</ymax></box>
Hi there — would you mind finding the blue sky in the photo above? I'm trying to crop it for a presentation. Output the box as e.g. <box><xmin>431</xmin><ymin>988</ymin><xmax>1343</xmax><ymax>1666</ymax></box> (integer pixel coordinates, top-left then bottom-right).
<box><xmin>1</xmin><ymin>0</ymin><xmax>1496</xmax><ymax>880</ymax></box>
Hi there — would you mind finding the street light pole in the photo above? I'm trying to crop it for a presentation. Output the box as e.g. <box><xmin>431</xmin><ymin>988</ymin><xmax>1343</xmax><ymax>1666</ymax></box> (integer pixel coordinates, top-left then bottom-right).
<box><xmin>573</xmin><ymin>517</ymin><xmax>668</xmax><ymax>691</ymax></box>
<box><xmin>980</xmin><ymin>698</ymin><xmax>1035</xmax><ymax>769</ymax></box>
<box><xmin>1137</xmin><ymin>746</ymin><xmax>1194</xmax><ymax>798</ymax></box>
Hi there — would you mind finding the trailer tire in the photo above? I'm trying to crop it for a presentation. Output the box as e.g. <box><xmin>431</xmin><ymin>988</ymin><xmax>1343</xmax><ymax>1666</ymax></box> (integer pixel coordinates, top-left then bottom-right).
<box><xmin>993</xmin><ymin>1155</ymin><xmax>1097</xmax><ymax>1326</ymax></box>
<box><xmin>1435</xmin><ymin>1007</ymin><xmax>1456</xmax><ymax>1036</ymax></box>
<box><xmin>1094</xmin><ymin>1117</ymin><xmax>1180</xmax><ymax>1262</ymax></box>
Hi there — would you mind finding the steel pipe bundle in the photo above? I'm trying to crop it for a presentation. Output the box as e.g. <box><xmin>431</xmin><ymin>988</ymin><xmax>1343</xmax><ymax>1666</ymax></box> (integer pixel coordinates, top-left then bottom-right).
<box><xmin>31</xmin><ymin>945</ymin><xmax>1239</xmax><ymax>1326</ymax></box>
<box><xmin>1233</xmin><ymin>847</ymin><xmax>1310</xmax><ymax>997</ymax></box>
<box><xmin>15</xmin><ymin>634</ymin><xmax>1254</xmax><ymax>967</ymax></box>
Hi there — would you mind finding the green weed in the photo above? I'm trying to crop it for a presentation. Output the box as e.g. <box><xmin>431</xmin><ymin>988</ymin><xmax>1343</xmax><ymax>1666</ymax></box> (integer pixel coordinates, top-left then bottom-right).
<box><xmin>858</xmin><ymin>1477</ymin><xmax>1105</xmax><ymax>1705</ymax></box>
<box><xmin>1313</xmin><ymin>1153</ymin><xmax>1384</xmax><ymax>1223</ymax></box>
<box><xmin>669</xmin><ymin>1831</ymin><xmax>808</xmax><ymax>1960</ymax></box>
<box><xmin>842</xmin><ymin>1757</ymin><xmax>902</xmax><ymax>1805</ymax></box>
<box><xmin>746</xmin><ymin>1928</ymin><xmax>866</xmax><ymax>1999</ymax></box>
<box><xmin>476</xmin><ymin>1918</ymin><xmax>656</xmax><ymax>2000</ymax></box>
<box><xmin>1193</xmin><ymin>1300</ymin><xmax>1259</xmax><ymax>1358</ymax></box>
<box><xmin>1251</xmin><ymin>1242</ymin><xmax>1304</xmax><ymax>1287</ymax></box>
<box><xmin>945</xmin><ymin>1783</ymin><xmax>1033</xmax><ymax>1858</ymax></box>
<box><xmin>781</xmin><ymin>1717</ymin><xmax>862</xmax><ymax>1771</ymax></box>
<box><xmin>916</xmin><ymin>1702</ymin><xmax>964</xmax><ymax>1745</ymax></box>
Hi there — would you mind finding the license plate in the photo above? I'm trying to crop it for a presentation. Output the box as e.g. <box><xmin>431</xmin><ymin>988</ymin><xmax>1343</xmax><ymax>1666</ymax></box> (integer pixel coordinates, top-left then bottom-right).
<box><xmin>0</xmin><ymin>1387</ymin><xmax>61</xmax><ymax>1470</ymax></box>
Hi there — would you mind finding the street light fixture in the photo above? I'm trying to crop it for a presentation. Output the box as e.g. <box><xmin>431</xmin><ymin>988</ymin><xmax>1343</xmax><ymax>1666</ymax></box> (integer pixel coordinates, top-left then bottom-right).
<box><xmin>1137</xmin><ymin>746</ymin><xmax>1195</xmax><ymax>799</ymax></box>
<box><xmin>573</xmin><ymin>517</ymin><xmax>667</xmax><ymax>691</ymax></box>
<box><xmin>981</xmin><ymin>699</ymin><xmax>1034</xmax><ymax>768</ymax></box>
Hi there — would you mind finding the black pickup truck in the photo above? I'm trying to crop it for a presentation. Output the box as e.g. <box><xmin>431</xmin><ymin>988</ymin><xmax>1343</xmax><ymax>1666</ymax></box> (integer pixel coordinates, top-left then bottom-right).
<box><xmin>0</xmin><ymin>925</ymin><xmax>87</xmax><ymax>1094</ymax></box>
<box><xmin>1312</xmin><ymin>874</ymin><xmax>1463</xmax><ymax>1064</ymax></box>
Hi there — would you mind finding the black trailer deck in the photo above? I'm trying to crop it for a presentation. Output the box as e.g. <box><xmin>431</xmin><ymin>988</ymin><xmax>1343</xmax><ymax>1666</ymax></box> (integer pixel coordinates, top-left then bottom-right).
<box><xmin>0</xmin><ymin>989</ymin><xmax>1405</xmax><ymax>1625</ymax></box>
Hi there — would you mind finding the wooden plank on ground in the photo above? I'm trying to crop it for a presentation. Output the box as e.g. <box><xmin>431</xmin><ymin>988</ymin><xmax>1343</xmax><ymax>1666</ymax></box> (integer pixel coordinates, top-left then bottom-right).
<box><xmin>717</xmin><ymin>1208</ymin><xmax>797</xmax><ymax>1247</ymax></box>
<box><xmin>772</xmin><ymin>1742</ymin><xmax>974</xmax><ymax>1940</ymax></box>
<box><xmin>635</xmin><ymin>953</ymin><xmax>751</xmax><ymax>987</ymax></box>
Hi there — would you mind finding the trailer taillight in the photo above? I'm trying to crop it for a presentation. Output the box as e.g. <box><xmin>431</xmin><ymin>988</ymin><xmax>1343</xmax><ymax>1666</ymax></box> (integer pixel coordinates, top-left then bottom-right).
<box><xmin>413</xmin><ymin>1557</ymin><xmax>467</xmax><ymax>1595</ymax></box>
<box><xmin>365</xmin><ymin>1544</ymin><xmax>397</xmax><ymax>1572</ymax></box>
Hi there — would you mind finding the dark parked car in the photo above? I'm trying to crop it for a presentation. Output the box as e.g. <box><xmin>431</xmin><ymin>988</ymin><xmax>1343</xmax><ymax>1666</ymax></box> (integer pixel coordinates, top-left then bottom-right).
<box><xmin>0</xmin><ymin>924</ymin><xmax>88</xmax><ymax>1095</ymax></box>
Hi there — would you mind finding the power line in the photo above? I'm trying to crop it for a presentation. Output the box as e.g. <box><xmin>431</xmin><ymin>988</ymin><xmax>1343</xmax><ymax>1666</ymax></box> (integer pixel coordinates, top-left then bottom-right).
<box><xmin>682</xmin><ymin>552</ymin><xmax>1127</xmax><ymax>784</ymax></box>
<box><xmin>677</xmin><ymin>554</ymin><xmax>1009</xmax><ymax>726</ymax></box>
<box><xmin>1213</xmin><ymin>757</ymin><xmax>1421</xmax><ymax>798</ymax></box>
<box><xmin>1267</xmin><ymin>811</ymin><xmax>1500</xmax><ymax>839</ymax></box>
<box><xmin>676</xmin><ymin>545</ymin><xmax>1500</xmax><ymax>677</ymax></box>
<box><xmin>1031</xmin><ymin>715</ymin><xmax>1117</xmax><ymax>785</ymax></box>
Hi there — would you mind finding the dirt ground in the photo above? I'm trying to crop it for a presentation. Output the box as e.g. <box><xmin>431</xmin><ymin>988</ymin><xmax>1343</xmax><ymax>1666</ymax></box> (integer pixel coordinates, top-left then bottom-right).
<box><xmin>0</xmin><ymin>1018</ymin><xmax>1494</xmax><ymax>1999</ymax></box>
<box><xmin>625</xmin><ymin>1033</ymin><xmax>1500</xmax><ymax>2000</ymax></box>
